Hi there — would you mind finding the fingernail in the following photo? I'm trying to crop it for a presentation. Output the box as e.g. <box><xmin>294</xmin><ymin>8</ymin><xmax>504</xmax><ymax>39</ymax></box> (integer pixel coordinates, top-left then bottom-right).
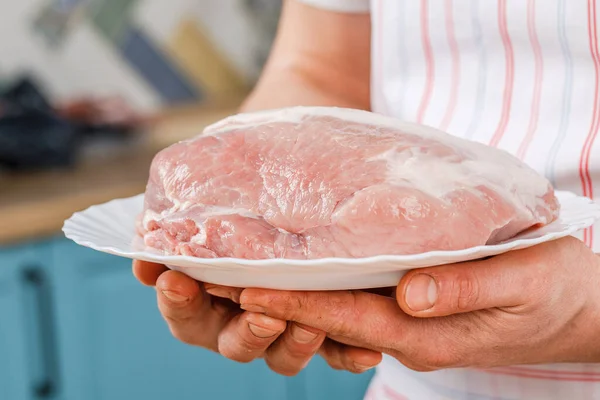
<box><xmin>405</xmin><ymin>274</ymin><xmax>437</xmax><ymax>311</ymax></box>
<box><xmin>161</xmin><ymin>290</ymin><xmax>189</xmax><ymax>303</ymax></box>
<box><xmin>241</xmin><ymin>304</ymin><xmax>266</xmax><ymax>313</ymax></box>
<box><xmin>248</xmin><ymin>323</ymin><xmax>278</xmax><ymax>338</ymax></box>
<box><xmin>354</xmin><ymin>363</ymin><xmax>375</xmax><ymax>372</ymax></box>
<box><xmin>205</xmin><ymin>287</ymin><xmax>240</xmax><ymax>303</ymax></box>
<box><xmin>290</xmin><ymin>324</ymin><xmax>318</xmax><ymax>344</ymax></box>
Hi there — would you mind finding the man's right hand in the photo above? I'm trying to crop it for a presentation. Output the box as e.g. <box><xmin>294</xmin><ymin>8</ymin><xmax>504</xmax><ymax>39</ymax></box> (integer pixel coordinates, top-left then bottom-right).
<box><xmin>132</xmin><ymin>261</ymin><xmax>381</xmax><ymax>376</ymax></box>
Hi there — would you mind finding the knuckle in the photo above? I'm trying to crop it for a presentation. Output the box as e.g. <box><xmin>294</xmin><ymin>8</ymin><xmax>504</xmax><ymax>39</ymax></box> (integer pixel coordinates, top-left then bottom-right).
<box><xmin>406</xmin><ymin>363</ymin><xmax>435</xmax><ymax>372</ymax></box>
<box><xmin>158</xmin><ymin>298</ymin><xmax>197</xmax><ymax>325</ymax></box>
<box><xmin>217</xmin><ymin>335</ymin><xmax>259</xmax><ymax>363</ymax></box>
<box><xmin>337</xmin><ymin>348</ymin><xmax>373</xmax><ymax>374</ymax></box>
<box><xmin>339</xmin><ymin>353</ymin><xmax>359</xmax><ymax>372</ymax></box>
<box><xmin>318</xmin><ymin>350</ymin><xmax>344</xmax><ymax>371</ymax></box>
<box><xmin>416</xmin><ymin>348</ymin><xmax>460</xmax><ymax>370</ymax></box>
<box><xmin>453</xmin><ymin>271</ymin><xmax>480</xmax><ymax>311</ymax></box>
<box><xmin>320</xmin><ymin>291</ymin><xmax>359</xmax><ymax>335</ymax></box>
<box><xmin>239</xmin><ymin>332</ymin><xmax>269</xmax><ymax>351</ymax></box>
<box><xmin>275</xmin><ymin>293</ymin><xmax>304</xmax><ymax>320</ymax></box>
<box><xmin>161</xmin><ymin>308</ymin><xmax>192</xmax><ymax>324</ymax></box>
<box><xmin>345</xmin><ymin>362</ymin><xmax>368</xmax><ymax>374</ymax></box>
<box><xmin>231</xmin><ymin>332</ymin><xmax>268</xmax><ymax>354</ymax></box>
<box><xmin>322</xmin><ymin>356</ymin><xmax>343</xmax><ymax>370</ymax></box>
<box><xmin>326</xmin><ymin>317</ymin><xmax>350</xmax><ymax>337</ymax></box>
<box><xmin>286</xmin><ymin>344</ymin><xmax>315</xmax><ymax>359</ymax></box>
<box><xmin>218</xmin><ymin>318</ymin><xmax>282</xmax><ymax>362</ymax></box>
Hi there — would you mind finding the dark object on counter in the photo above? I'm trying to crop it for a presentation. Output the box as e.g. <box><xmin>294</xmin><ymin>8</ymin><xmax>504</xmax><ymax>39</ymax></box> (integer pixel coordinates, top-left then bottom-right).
<box><xmin>0</xmin><ymin>77</ymin><xmax>77</xmax><ymax>170</ymax></box>
<box><xmin>0</xmin><ymin>108</ymin><xmax>77</xmax><ymax>169</ymax></box>
<box><xmin>0</xmin><ymin>75</ymin><xmax>141</xmax><ymax>172</ymax></box>
<box><xmin>1</xmin><ymin>76</ymin><xmax>53</xmax><ymax>113</ymax></box>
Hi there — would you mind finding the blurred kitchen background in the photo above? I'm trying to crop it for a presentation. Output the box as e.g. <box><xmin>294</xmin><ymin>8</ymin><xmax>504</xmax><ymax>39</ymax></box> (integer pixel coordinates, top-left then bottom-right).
<box><xmin>0</xmin><ymin>0</ymin><xmax>373</xmax><ymax>399</ymax></box>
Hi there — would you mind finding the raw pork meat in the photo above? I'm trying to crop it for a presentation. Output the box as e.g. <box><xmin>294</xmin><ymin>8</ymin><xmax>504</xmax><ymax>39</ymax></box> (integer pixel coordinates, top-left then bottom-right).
<box><xmin>139</xmin><ymin>107</ymin><xmax>559</xmax><ymax>259</ymax></box>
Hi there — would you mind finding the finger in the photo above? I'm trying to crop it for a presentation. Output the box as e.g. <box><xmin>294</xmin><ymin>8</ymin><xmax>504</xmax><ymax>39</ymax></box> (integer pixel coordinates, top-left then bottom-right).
<box><xmin>397</xmin><ymin>253</ymin><xmax>534</xmax><ymax>318</ymax></box>
<box><xmin>132</xmin><ymin>260</ymin><xmax>167</xmax><ymax>286</ymax></box>
<box><xmin>205</xmin><ymin>284</ymin><xmax>243</xmax><ymax>304</ymax></box>
<box><xmin>264</xmin><ymin>323</ymin><xmax>325</xmax><ymax>376</ymax></box>
<box><xmin>156</xmin><ymin>270</ymin><xmax>236</xmax><ymax>350</ymax></box>
<box><xmin>319</xmin><ymin>339</ymin><xmax>382</xmax><ymax>373</ymax></box>
<box><xmin>240</xmin><ymin>289</ymin><xmax>412</xmax><ymax>351</ymax></box>
<box><xmin>218</xmin><ymin>312</ymin><xmax>286</xmax><ymax>363</ymax></box>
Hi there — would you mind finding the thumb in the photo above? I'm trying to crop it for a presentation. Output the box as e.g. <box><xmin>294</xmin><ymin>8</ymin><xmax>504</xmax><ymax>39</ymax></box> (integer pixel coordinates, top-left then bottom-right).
<box><xmin>397</xmin><ymin>256</ymin><xmax>532</xmax><ymax>317</ymax></box>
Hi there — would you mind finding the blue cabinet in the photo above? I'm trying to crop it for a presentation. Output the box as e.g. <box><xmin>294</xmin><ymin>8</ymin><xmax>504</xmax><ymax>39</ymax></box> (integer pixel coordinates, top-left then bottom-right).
<box><xmin>0</xmin><ymin>237</ymin><xmax>374</xmax><ymax>400</ymax></box>
<box><xmin>0</xmin><ymin>247</ymin><xmax>32</xmax><ymax>400</ymax></box>
<box><xmin>51</xmin><ymin>238</ymin><xmax>291</xmax><ymax>400</ymax></box>
<box><xmin>0</xmin><ymin>243</ymin><xmax>58</xmax><ymax>400</ymax></box>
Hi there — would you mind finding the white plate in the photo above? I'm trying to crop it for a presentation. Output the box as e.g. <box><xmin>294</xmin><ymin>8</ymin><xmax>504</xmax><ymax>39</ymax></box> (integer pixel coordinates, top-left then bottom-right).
<box><xmin>62</xmin><ymin>191</ymin><xmax>600</xmax><ymax>290</ymax></box>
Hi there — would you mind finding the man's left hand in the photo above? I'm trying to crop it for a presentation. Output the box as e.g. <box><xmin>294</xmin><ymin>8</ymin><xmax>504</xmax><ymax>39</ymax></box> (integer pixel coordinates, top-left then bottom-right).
<box><xmin>239</xmin><ymin>236</ymin><xmax>600</xmax><ymax>371</ymax></box>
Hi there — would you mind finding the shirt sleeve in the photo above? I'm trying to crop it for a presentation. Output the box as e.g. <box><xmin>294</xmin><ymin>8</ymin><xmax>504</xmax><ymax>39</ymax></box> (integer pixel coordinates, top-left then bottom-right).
<box><xmin>294</xmin><ymin>0</ymin><xmax>370</xmax><ymax>13</ymax></box>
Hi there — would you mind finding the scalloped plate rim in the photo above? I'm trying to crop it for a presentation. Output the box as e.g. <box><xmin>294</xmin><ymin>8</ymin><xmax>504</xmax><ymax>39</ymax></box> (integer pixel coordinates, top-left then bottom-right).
<box><xmin>62</xmin><ymin>190</ymin><xmax>600</xmax><ymax>270</ymax></box>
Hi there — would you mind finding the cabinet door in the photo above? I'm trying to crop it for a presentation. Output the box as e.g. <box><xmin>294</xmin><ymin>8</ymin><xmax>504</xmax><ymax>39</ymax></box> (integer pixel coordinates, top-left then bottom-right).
<box><xmin>51</xmin><ymin>238</ymin><xmax>289</xmax><ymax>400</ymax></box>
<box><xmin>0</xmin><ymin>243</ymin><xmax>57</xmax><ymax>400</ymax></box>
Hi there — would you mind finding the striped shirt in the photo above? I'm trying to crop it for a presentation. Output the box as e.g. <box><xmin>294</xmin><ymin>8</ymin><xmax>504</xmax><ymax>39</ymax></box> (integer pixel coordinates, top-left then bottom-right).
<box><xmin>298</xmin><ymin>0</ymin><xmax>600</xmax><ymax>399</ymax></box>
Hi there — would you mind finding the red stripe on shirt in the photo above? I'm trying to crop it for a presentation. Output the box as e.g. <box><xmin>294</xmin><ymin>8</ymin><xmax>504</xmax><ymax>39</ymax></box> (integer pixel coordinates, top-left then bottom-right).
<box><xmin>383</xmin><ymin>384</ymin><xmax>410</xmax><ymax>400</ymax></box>
<box><xmin>416</xmin><ymin>0</ymin><xmax>434</xmax><ymax>124</ymax></box>
<box><xmin>485</xmin><ymin>368</ymin><xmax>600</xmax><ymax>382</ymax></box>
<box><xmin>376</xmin><ymin>0</ymin><xmax>389</xmax><ymax>116</ymax></box>
<box><xmin>439</xmin><ymin>0</ymin><xmax>460</xmax><ymax>132</ymax></box>
<box><xmin>489</xmin><ymin>0</ymin><xmax>514</xmax><ymax>148</ymax></box>
<box><xmin>500</xmin><ymin>366</ymin><xmax>600</xmax><ymax>377</ymax></box>
<box><xmin>516</xmin><ymin>0</ymin><xmax>544</xmax><ymax>160</ymax></box>
<box><xmin>580</xmin><ymin>0</ymin><xmax>600</xmax><ymax>247</ymax></box>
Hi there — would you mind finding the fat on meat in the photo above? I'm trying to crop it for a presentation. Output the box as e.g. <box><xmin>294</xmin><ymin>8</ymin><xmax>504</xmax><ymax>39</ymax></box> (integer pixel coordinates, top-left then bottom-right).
<box><xmin>138</xmin><ymin>107</ymin><xmax>559</xmax><ymax>259</ymax></box>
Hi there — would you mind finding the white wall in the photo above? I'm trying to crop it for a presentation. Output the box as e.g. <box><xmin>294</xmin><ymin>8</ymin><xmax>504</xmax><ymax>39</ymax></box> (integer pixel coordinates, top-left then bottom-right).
<box><xmin>0</xmin><ymin>0</ymin><xmax>275</xmax><ymax>111</ymax></box>
<box><xmin>0</xmin><ymin>0</ymin><xmax>159</xmax><ymax>110</ymax></box>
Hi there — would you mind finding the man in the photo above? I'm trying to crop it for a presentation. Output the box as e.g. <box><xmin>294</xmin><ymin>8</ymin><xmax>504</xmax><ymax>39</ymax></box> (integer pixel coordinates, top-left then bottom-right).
<box><xmin>134</xmin><ymin>1</ymin><xmax>600</xmax><ymax>398</ymax></box>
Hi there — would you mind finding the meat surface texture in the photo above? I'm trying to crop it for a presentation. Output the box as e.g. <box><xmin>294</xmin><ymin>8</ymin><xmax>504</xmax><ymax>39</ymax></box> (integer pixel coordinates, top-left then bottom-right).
<box><xmin>139</xmin><ymin>107</ymin><xmax>559</xmax><ymax>259</ymax></box>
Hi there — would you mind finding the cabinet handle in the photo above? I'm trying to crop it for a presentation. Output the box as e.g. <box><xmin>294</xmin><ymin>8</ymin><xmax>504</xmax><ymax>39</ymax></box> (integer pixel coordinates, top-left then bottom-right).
<box><xmin>22</xmin><ymin>266</ymin><xmax>60</xmax><ymax>399</ymax></box>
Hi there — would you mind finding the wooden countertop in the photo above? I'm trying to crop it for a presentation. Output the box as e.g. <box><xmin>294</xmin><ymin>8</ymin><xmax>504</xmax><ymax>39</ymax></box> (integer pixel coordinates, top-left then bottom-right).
<box><xmin>0</xmin><ymin>101</ymin><xmax>241</xmax><ymax>245</ymax></box>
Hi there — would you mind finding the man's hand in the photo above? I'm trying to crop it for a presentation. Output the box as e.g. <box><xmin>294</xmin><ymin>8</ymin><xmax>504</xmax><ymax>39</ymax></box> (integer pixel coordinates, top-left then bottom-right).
<box><xmin>239</xmin><ymin>237</ymin><xmax>600</xmax><ymax>371</ymax></box>
<box><xmin>132</xmin><ymin>261</ymin><xmax>382</xmax><ymax>375</ymax></box>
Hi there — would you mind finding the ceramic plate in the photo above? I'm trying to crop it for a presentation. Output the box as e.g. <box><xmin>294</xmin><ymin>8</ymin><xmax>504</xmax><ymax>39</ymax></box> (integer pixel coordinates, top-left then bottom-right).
<box><xmin>62</xmin><ymin>191</ymin><xmax>600</xmax><ymax>290</ymax></box>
